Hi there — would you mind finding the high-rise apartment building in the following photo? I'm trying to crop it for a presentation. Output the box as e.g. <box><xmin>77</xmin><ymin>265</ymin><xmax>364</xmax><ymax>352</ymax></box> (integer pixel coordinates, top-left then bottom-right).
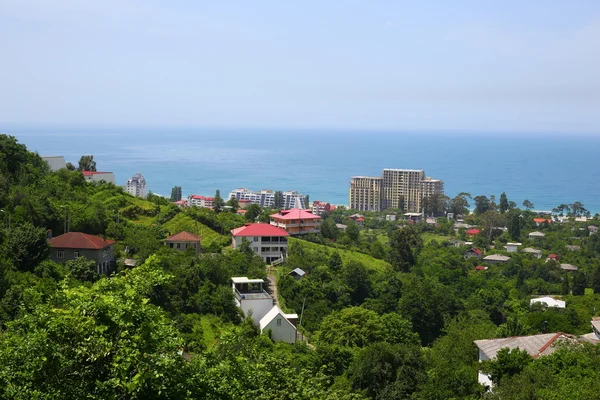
<box><xmin>127</xmin><ymin>172</ymin><xmax>147</xmax><ymax>198</ymax></box>
<box><xmin>228</xmin><ymin>188</ymin><xmax>306</xmax><ymax>209</ymax></box>
<box><xmin>349</xmin><ymin>169</ymin><xmax>444</xmax><ymax>213</ymax></box>
<box><xmin>349</xmin><ymin>176</ymin><xmax>383</xmax><ymax>212</ymax></box>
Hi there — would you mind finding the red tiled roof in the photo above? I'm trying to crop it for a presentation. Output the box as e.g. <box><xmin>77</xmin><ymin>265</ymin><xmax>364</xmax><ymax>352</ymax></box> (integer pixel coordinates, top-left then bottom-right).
<box><xmin>475</xmin><ymin>265</ymin><xmax>488</xmax><ymax>270</ymax></box>
<box><xmin>356</xmin><ymin>217</ymin><xmax>365</xmax><ymax>221</ymax></box>
<box><xmin>548</xmin><ymin>254</ymin><xmax>559</xmax><ymax>259</ymax></box>
<box><xmin>81</xmin><ymin>171</ymin><xmax>112</xmax><ymax>176</ymax></box>
<box><xmin>166</xmin><ymin>231</ymin><xmax>201</xmax><ymax>241</ymax></box>
<box><xmin>466</xmin><ymin>228</ymin><xmax>480</xmax><ymax>235</ymax></box>
<box><xmin>49</xmin><ymin>232</ymin><xmax>114</xmax><ymax>250</ymax></box>
<box><xmin>270</xmin><ymin>208</ymin><xmax>322</xmax><ymax>220</ymax></box>
<box><xmin>231</xmin><ymin>223</ymin><xmax>290</xmax><ymax>237</ymax></box>
<box><xmin>239</xmin><ymin>199</ymin><xmax>251</xmax><ymax>203</ymax></box>
<box><xmin>470</xmin><ymin>248</ymin><xmax>482</xmax><ymax>255</ymax></box>
<box><xmin>534</xmin><ymin>218</ymin><xmax>552</xmax><ymax>223</ymax></box>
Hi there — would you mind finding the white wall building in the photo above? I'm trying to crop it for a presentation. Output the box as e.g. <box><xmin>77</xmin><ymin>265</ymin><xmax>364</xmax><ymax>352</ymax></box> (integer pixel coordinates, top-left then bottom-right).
<box><xmin>41</xmin><ymin>156</ymin><xmax>67</xmax><ymax>171</ymax></box>
<box><xmin>530</xmin><ymin>297</ymin><xmax>566</xmax><ymax>308</ymax></box>
<box><xmin>82</xmin><ymin>171</ymin><xmax>116</xmax><ymax>185</ymax></box>
<box><xmin>231</xmin><ymin>223</ymin><xmax>289</xmax><ymax>264</ymax></box>
<box><xmin>259</xmin><ymin>306</ymin><xmax>298</xmax><ymax>344</ymax></box>
<box><xmin>228</xmin><ymin>188</ymin><xmax>306</xmax><ymax>209</ymax></box>
<box><xmin>188</xmin><ymin>195</ymin><xmax>214</xmax><ymax>209</ymax></box>
<box><xmin>127</xmin><ymin>172</ymin><xmax>147</xmax><ymax>198</ymax></box>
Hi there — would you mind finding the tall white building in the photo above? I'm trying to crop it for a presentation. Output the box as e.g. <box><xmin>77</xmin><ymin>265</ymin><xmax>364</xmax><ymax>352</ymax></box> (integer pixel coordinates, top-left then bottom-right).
<box><xmin>127</xmin><ymin>172</ymin><xmax>147</xmax><ymax>198</ymax></box>
<box><xmin>228</xmin><ymin>188</ymin><xmax>306</xmax><ymax>209</ymax></box>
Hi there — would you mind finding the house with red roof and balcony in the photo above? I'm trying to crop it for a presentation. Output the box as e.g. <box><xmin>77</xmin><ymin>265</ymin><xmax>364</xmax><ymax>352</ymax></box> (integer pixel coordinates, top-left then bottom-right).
<box><xmin>232</xmin><ymin>223</ymin><xmax>289</xmax><ymax>263</ymax></box>
<box><xmin>188</xmin><ymin>195</ymin><xmax>214</xmax><ymax>209</ymax></box>
<box><xmin>269</xmin><ymin>208</ymin><xmax>322</xmax><ymax>236</ymax></box>
<box><xmin>49</xmin><ymin>232</ymin><xmax>115</xmax><ymax>275</ymax></box>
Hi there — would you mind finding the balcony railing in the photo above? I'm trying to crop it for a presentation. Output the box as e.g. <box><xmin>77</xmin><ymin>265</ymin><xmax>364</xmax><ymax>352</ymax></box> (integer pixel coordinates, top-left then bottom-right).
<box><xmin>233</xmin><ymin>288</ymin><xmax>272</xmax><ymax>301</ymax></box>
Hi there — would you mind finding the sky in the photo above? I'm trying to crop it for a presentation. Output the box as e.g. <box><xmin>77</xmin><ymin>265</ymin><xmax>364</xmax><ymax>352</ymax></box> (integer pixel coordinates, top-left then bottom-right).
<box><xmin>1</xmin><ymin>0</ymin><xmax>600</xmax><ymax>133</ymax></box>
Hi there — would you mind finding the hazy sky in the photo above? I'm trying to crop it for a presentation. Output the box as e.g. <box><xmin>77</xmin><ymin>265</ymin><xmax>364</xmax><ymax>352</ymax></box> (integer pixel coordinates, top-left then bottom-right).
<box><xmin>1</xmin><ymin>0</ymin><xmax>599</xmax><ymax>133</ymax></box>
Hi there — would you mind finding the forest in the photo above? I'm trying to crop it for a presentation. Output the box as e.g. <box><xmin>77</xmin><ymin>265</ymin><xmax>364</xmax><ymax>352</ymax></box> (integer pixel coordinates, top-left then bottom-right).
<box><xmin>2</xmin><ymin>133</ymin><xmax>600</xmax><ymax>399</ymax></box>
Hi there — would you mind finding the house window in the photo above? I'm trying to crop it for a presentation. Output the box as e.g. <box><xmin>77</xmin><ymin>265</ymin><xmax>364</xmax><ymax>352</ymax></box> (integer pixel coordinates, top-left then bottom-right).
<box><xmin>74</xmin><ymin>251</ymin><xmax>80</xmax><ymax>258</ymax></box>
<box><xmin>177</xmin><ymin>243</ymin><xmax>180</xmax><ymax>249</ymax></box>
<box><xmin>169</xmin><ymin>243</ymin><xmax>174</xmax><ymax>248</ymax></box>
<box><xmin>253</xmin><ymin>237</ymin><xmax>259</xmax><ymax>242</ymax></box>
<box><xmin>276</xmin><ymin>318</ymin><xmax>282</xmax><ymax>326</ymax></box>
<box><xmin>57</xmin><ymin>250</ymin><xmax>64</xmax><ymax>259</ymax></box>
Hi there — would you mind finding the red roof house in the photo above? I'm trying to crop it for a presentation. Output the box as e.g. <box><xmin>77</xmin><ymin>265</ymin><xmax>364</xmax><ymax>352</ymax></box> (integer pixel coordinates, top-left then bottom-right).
<box><xmin>166</xmin><ymin>231</ymin><xmax>201</xmax><ymax>253</ymax></box>
<box><xmin>231</xmin><ymin>223</ymin><xmax>290</xmax><ymax>263</ymax></box>
<box><xmin>270</xmin><ymin>208</ymin><xmax>322</xmax><ymax>235</ymax></box>
<box><xmin>466</xmin><ymin>228</ymin><xmax>481</xmax><ymax>237</ymax></box>
<box><xmin>49</xmin><ymin>232</ymin><xmax>115</xmax><ymax>274</ymax></box>
<box><xmin>475</xmin><ymin>265</ymin><xmax>488</xmax><ymax>271</ymax></box>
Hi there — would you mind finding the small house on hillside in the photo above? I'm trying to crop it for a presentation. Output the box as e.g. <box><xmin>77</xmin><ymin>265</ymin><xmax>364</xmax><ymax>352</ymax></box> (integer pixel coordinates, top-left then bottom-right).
<box><xmin>270</xmin><ymin>208</ymin><xmax>322</xmax><ymax>235</ymax></box>
<box><xmin>475</xmin><ymin>333</ymin><xmax>575</xmax><ymax>389</ymax></box>
<box><xmin>348</xmin><ymin>214</ymin><xmax>365</xmax><ymax>226</ymax></box>
<box><xmin>466</xmin><ymin>228</ymin><xmax>480</xmax><ymax>239</ymax></box>
<box><xmin>566</xmin><ymin>245</ymin><xmax>581</xmax><ymax>251</ymax></box>
<box><xmin>504</xmin><ymin>243</ymin><xmax>522</xmax><ymax>253</ymax></box>
<box><xmin>528</xmin><ymin>231</ymin><xmax>545</xmax><ymax>239</ymax></box>
<box><xmin>464</xmin><ymin>248</ymin><xmax>483</xmax><ymax>259</ymax></box>
<box><xmin>165</xmin><ymin>231</ymin><xmax>201</xmax><ymax>253</ymax></box>
<box><xmin>49</xmin><ymin>232</ymin><xmax>115</xmax><ymax>275</ymax></box>
<box><xmin>288</xmin><ymin>268</ymin><xmax>306</xmax><ymax>279</ymax></box>
<box><xmin>522</xmin><ymin>247</ymin><xmax>542</xmax><ymax>259</ymax></box>
<box><xmin>259</xmin><ymin>306</ymin><xmax>298</xmax><ymax>344</ymax></box>
<box><xmin>546</xmin><ymin>254</ymin><xmax>560</xmax><ymax>262</ymax></box>
<box><xmin>232</xmin><ymin>277</ymin><xmax>296</xmax><ymax>343</ymax></box>
<box><xmin>530</xmin><ymin>297</ymin><xmax>566</xmax><ymax>308</ymax></box>
<box><xmin>560</xmin><ymin>263</ymin><xmax>578</xmax><ymax>272</ymax></box>
<box><xmin>483</xmin><ymin>254</ymin><xmax>511</xmax><ymax>264</ymax></box>
<box><xmin>533</xmin><ymin>218</ymin><xmax>552</xmax><ymax>227</ymax></box>
<box><xmin>588</xmin><ymin>225</ymin><xmax>598</xmax><ymax>234</ymax></box>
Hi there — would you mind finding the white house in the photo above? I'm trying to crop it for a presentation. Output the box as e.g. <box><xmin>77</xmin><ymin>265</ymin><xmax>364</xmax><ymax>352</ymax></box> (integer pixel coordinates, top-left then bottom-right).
<box><xmin>528</xmin><ymin>231</ymin><xmax>545</xmax><ymax>239</ymax></box>
<box><xmin>82</xmin><ymin>171</ymin><xmax>116</xmax><ymax>185</ymax></box>
<box><xmin>188</xmin><ymin>195</ymin><xmax>214</xmax><ymax>209</ymax></box>
<box><xmin>41</xmin><ymin>156</ymin><xmax>67</xmax><ymax>171</ymax></box>
<box><xmin>530</xmin><ymin>297</ymin><xmax>566</xmax><ymax>308</ymax></box>
<box><xmin>259</xmin><ymin>305</ymin><xmax>298</xmax><ymax>344</ymax></box>
<box><xmin>232</xmin><ymin>277</ymin><xmax>297</xmax><ymax>343</ymax></box>
<box><xmin>560</xmin><ymin>263</ymin><xmax>578</xmax><ymax>272</ymax></box>
<box><xmin>232</xmin><ymin>277</ymin><xmax>275</xmax><ymax>324</ymax></box>
<box><xmin>505</xmin><ymin>242</ymin><xmax>522</xmax><ymax>253</ymax></box>
<box><xmin>474</xmin><ymin>333</ymin><xmax>574</xmax><ymax>389</ymax></box>
<box><xmin>522</xmin><ymin>247</ymin><xmax>542</xmax><ymax>259</ymax></box>
<box><xmin>483</xmin><ymin>254</ymin><xmax>511</xmax><ymax>263</ymax></box>
<box><xmin>231</xmin><ymin>223</ymin><xmax>289</xmax><ymax>264</ymax></box>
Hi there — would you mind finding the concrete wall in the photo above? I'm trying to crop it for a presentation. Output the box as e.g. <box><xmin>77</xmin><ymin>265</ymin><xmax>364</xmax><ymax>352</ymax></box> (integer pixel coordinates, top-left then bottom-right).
<box><xmin>50</xmin><ymin>245</ymin><xmax>114</xmax><ymax>274</ymax></box>
<box><xmin>240</xmin><ymin>298</ymin><xmax>275</xmax><ymax>325</ymax></box>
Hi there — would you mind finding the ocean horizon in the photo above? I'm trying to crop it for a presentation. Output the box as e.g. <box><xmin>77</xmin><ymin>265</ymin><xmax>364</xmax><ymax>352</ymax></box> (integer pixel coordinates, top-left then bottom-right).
<box><xmin>4</xmin><ymin>125</ymin><xmax>600</xmax><ymax>214</ymax></box>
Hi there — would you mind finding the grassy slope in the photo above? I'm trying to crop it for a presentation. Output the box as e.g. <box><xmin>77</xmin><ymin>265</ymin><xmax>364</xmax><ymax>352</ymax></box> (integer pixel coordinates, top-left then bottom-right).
<box><xmin>288</xmin><ymin>237</ymin><xmax>392</xmax><ymax>273</ymax></box>
<box><xmin>421</xmin><ymin>232</ymin><xmax>452</xmax><ymax>245</ymax></box>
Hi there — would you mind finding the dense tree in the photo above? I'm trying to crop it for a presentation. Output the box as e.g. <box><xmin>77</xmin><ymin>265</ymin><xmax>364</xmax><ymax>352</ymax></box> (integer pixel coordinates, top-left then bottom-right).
<box><xmin>389</xmin><ymin>226</ymin><xmax>422</xmax><ymax>272</ymax></box>
<box><xmin>522</xmin><ymin>199</ymin><xmax>534</xmax><ymax>210</ymax></box>
<box><xmin>273</xmin><ymin>191</ymin><xmax>284</xmax><ymax>209</ymax></box>
<box><xmin>345</xmin><ymin>222</ymin><xmax>360</xmax><ymax>243</ymax></box>
<box><xmin>321</xmin><ymin>217</ymin><xmax>339</xmax><ymax>240</ymax></box>
<box><xmin>225</xmin><ymin>196</ymin><xmax>239</xmax><ymax>212</ymax></box>
<box><xmin>4</xmin><ymin>222</ymin><xmax>50</xmax><ymax>272</ymax></box>
<box><xmin>562</xmin><ymin>273</ymin><xmax>571</xmax><ymax>295</ymax></box>
<box><xmin>213</xmin><ymin>190</ymin><xmax>225</xmax><ymax>213</ymax></box>
<box><xmin>508</xmin><ymin>212</ymin><xmax>522</xmax><ymax>241</ymax></box>
<box><xmin>474</xmin><ymin>195</ymin><xmax>491</xmax><ymax>215</ymax></box>
<box><xmin>169</xmin><ymin>186</ymin><xmax>182</xmax><ymax>202</ymax></box>
<box><xmin>77</xmin><ymin>155</ymin><xmax>96</xmax><ymax>171</ymax></box>
<box><xmin>447</xmin><ymin>193</ymin><xmax>471</xmax><ymax>217</ymax></box>
<box><xmin>499</xmin><ymin>192</ymin><xmax>509</xmax><ymax>213</ymax></box>
<box><xmin>482</xmin><ymin>347</ymin><xmax>532</xmax><ymax>387</ymax></box>
<box><xmin>572</xmin><ymin>271</ymin><xmax>587</xmax><ymax>296</ymax></box>
<box><xmin>244</xmin><ymin>204</ymin><xmax>261</xmax><ymax>221</ymax></box>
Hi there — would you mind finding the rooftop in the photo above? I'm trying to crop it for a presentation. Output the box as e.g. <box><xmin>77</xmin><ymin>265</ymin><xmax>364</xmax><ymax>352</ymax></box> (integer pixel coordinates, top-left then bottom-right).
<box><xmin>522</xmin><ymin>247</ymin><xmax>542</xmax><ymax>254</ymax></box>
<box><xmin>49</xmin><ymin>232</ymin><xmax>114</xmax><ymax>250</ymax></box>
<box><xmin>231</xmin><ymin>277</ymin><xmax>265</xmax><ymax>284</ymax></box>
<box><xmin>530</xmin><ymin>297</ymin><xmax>566</xmax><ymax>308</ymax></box>
<box><xmin>529</xmin><ymin>231</ymin><xmax>546</xmax><ymax>237</ymax></box>
<box><xmin>166</xmin><ymin>231</ymin><xmax>201</xmax><ymax>242</ymax></box>
<box><xmin>560</xmin><ymin>263</ymin><xmax>578</xmax><ymax>271</ymax></box>
<box><xmin>483</xmin><ymin>254</ymin><xmax>511</xmax><ymax>262</ymax></box>
<box><xmin>231</xmin><ymin>223</ymin><xmax>290</xmax><ymax>237</ymax></box>
<box><xmin>81</xmin><ymin>171</ymin><xmax>113</xmax><ymax>176</ymax></box>
<box><xmin>475</xmin><ymin>332</ymin><xmax>572</xmax><ymax>360</ymax></box>
<box><xmin>270</xmin><ymin>208</ymin><xmax>321</xmax><ymax>220</ymax></box>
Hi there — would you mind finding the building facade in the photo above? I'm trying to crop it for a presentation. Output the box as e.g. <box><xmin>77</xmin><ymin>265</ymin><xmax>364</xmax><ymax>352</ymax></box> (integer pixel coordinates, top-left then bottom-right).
<box><xmin>49</xmin><ymin>232</ymin><xmax>115</xmax><ymax>275</ymax></box>
<box><xmin>41</xmin><ymin>156</ymin><xmax>67</xmax><ymax>171</ymax></box>
<box><xmin>349</xmin><ymin>169</ymin><xmax>444</xmax><ymax>213</ymax></box>
<box><xmin>165</xmin><ymin>231</ymin><xmax>201</xmax><ymax>253</ymax></box>
<box><xmin>270</xmin><ymin>208</ymin><xmax>321</xmax><ymax>235</ymax></box>
<box><xmin>231</xmin><ymin>223</ymin><xmax>289</xmax><ymax>264</ymax></box>
<box><xmin>228</xmin><ymin>188</ymin><xmax>306</xmax><ymax>209</ymax></box>
<box><xmin>349</xmin><ymin>176</ymin><xmax>382</xmax><ymax>212</ymax></box>
<box><xmin>188</xmin><ymin>195</ymin><xmax>214</xmax><ymax>209</ymax></box>
<box><xmin>127</xmin><ymin>172</ymin><xmax>147</xmax><ymax>198</ymax></box>
<box><xmin>82</xmin><ymin>171</ymin><xmax>116</xmax><ymax>185</ymax></box>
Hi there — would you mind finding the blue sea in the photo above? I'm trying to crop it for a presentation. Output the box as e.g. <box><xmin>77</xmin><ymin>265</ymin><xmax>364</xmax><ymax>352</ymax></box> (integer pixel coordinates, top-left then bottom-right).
<box><xmin>5</xmin><ymin>125</ymin><xmax>600</xmax><ymax>213</ymax></box>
